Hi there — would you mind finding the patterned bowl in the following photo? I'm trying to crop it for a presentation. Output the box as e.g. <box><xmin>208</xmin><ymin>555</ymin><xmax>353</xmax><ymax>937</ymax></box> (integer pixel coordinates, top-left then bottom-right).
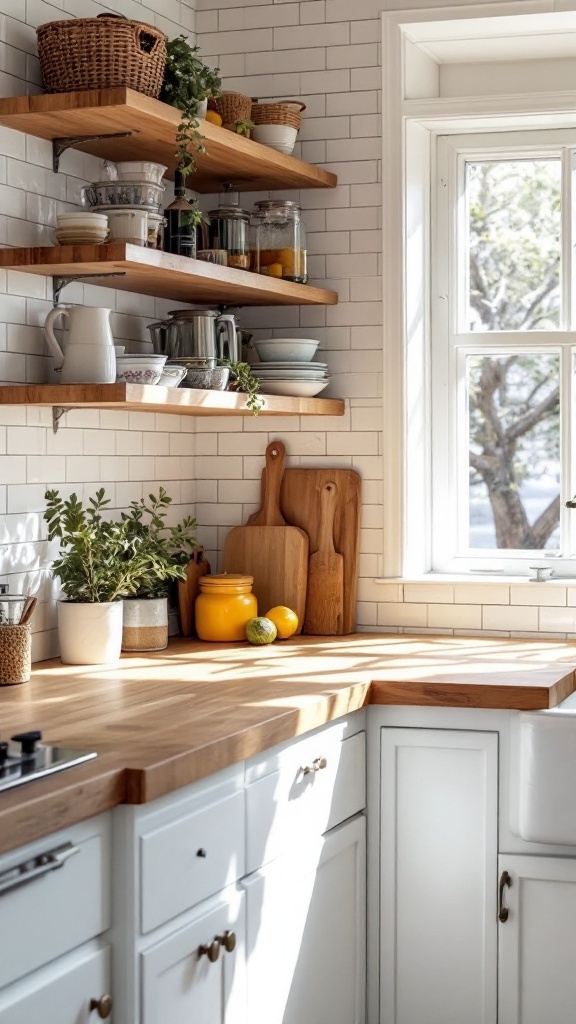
<box><xmin>115</xmin><ymin>354</ymin><xmax>167</xmax><ymax>386</ymax></box>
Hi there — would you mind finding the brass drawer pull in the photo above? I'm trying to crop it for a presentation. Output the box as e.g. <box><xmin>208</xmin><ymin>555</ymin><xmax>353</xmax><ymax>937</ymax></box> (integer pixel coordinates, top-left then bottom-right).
<box><xmin>301</xmin><ymin>756</ymin><xmax>327</xmax><ymax>775</ymax></box>
<box><xmin>217</xmin><ymin>929</ymin><xmax>236</xmax><ymax>953</ymax></box>
<box><xmin>89</xmin><ymin>994</ymin><xmax>113</xmax><ymax>1019</ymax></box>
<box><xmin>199</xmin><ymin>938</ymin><xmax>221</xmax><ymax>962</ymax></box>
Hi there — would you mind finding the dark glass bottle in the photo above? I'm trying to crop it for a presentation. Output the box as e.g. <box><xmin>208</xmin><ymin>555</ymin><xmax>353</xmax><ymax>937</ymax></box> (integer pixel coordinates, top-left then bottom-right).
<box><xmin>163</xmin><ymin>171</ymin><xmax>198</xmax><ymax>258</ymax></box>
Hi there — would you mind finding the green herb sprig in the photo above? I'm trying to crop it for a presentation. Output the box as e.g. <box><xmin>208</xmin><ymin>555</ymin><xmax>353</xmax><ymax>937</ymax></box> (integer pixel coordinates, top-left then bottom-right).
<box><xmin>223</xmin><ymin>360</ymin><xmax>265</xmax><ymax>415</ymax></box>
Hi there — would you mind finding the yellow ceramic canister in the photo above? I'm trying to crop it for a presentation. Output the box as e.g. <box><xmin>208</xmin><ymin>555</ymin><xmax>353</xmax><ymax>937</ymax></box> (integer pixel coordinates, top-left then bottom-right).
<box><xmin>195</xmin><ymin>574</ymin><xmax>257</xmax><ymax>642</ymax></box>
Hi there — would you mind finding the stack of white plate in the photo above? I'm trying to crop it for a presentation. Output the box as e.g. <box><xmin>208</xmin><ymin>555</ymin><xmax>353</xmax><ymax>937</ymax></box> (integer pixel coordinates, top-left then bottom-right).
<box><xmin>249</xmin><ymin>337</ymin><xmax>329</xmax><ymax>396</ymax></box>
<box><xmin>251</xmin><ymin>361</ymin><xmax>329</xmax><ymax>397</ymax></box>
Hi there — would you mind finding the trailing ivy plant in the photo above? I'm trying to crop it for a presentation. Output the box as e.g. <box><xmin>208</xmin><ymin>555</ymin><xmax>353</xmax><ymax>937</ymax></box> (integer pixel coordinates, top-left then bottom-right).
<box><xmin>160</xmin><ymin>35</ymin><xmax>222</xmax><ymax>177</ymax></box>
<box><xmin>223</xmin><ymin>360</ymin><xmax>265</xmax><ymax>415</ymax></box>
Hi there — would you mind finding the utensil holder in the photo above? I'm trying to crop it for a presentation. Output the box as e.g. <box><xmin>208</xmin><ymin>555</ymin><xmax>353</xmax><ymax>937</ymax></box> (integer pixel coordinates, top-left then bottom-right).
<box><xmin>0</xmin><ymin>624</ymin><xmax>31</xmax><ymax>685</ymax></box>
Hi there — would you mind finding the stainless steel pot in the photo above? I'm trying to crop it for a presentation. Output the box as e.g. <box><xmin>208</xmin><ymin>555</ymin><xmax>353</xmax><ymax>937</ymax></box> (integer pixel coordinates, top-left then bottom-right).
<box><xmin>149</xmin><ymin>309</ymin><xmax>241</xmax><ymax>363</ymax></box>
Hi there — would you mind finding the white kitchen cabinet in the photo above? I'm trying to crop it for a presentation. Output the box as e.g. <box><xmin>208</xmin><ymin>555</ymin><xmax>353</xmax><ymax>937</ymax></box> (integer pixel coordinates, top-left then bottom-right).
<box><xmin>0</xmin><ymin>940</ymin><xmax>111</xmax><ymax>1024</ymax></box>
<box><xmin>498</xmin><ymin>854</ymin><xmax>576</xmax><ymax>1024</ymax></box>
<box><xmin>243</xmin><ymin>814</ymin><xmax>366</xmax><ymax>1024</ymax></box>
<box><xmin>141</xmin><ymin>884</ymin><xmax>246</xmax><ymax>1024</ymax></box>
<box><xmin>379</xmin><ymin>726</ymin><xmax>499</xmax><ymax>1024</ymax></box>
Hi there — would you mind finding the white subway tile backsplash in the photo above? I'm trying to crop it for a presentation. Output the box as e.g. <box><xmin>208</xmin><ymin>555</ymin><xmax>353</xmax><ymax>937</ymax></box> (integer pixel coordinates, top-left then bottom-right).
<box><xmin>539</xmin><ymin>606</ymin><xmax>576</xmax><ymax>633</ymax></box>
<box><xmin>428</xmin><ymin>603</ymin><xmax>481</xmax><ymax>630</ymax></box>
<box><xmin>378</xmin><ymin>602</ymin><xmax>427</xmax><ymax>628</ymax></box>
<box><xmin>509</xmin><ymin>584</ymin><xmax>567</xmax><ymax>606</ymax></box>
<box><xmin>482</xmin><ymin>605</ymin><xmax>539</xmax><ymax>632</ymax></box>
<box><xmin>404</xmin><ymin>583</ymin><xmax>454</xmax><ymax>603</ymax></box>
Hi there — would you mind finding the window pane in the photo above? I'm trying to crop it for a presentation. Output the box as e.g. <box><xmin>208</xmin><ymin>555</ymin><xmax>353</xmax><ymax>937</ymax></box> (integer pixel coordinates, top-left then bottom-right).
<box><xmin>465</xmin><ymin>159</ymin><xmax>561</xmax><ymax>332</ymax></box>
<box><xmin>467</xmin><ymin>353</ymin><xmax>560</xmax><ymax>549</ymax></box>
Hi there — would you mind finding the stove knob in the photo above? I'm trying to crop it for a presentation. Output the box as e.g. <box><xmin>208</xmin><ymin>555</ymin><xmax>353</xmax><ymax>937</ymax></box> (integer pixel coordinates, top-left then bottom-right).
<box><xmin>0</xmin><ymin>742</ymin><xmax>8</xmax><ymax>764</ymax></box>
<box><xmin>11</xmin><ymin>731</ymin><xmax>42</xmax><ymax>756</ymax></box>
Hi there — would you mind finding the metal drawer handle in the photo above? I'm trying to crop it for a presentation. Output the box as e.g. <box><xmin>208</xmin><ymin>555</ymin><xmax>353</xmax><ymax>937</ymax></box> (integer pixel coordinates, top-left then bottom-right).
<box><xmin>89</xmin><ymin>994</ymin><xmax>113</xmax><ymax>1019</ymax></box>
<box><xmin>0</xmin><ymin>842</ymin><xmax>80</xmax><ymax>898</ymax></box>
<box><xmin>300</xmin><ymin>756</ymin><xmax>327</xmax><ymax>775</ymax></box>
<box><xmin>217</xmin><ymin>929</ymin><xmax>237</xmax><ymax>953</ymax></box>
<box><xmin>498</xmin><ymin>870</ymin><xmax>512</xmax><ymax>922</ymax></box>
<box><xmin>198</xmin><ymin>938</ymin><xmax>221</xmax><ymax>962</ymax></box>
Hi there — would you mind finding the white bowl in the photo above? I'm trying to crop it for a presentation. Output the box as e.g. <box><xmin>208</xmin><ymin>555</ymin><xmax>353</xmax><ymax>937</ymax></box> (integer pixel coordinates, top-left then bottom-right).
<box><xmin>254</xmin><ymin>338</ymin><xmax>320</xmax><ymax>362</ymax></box>
<box><xmin>158</xmin><ymin>365</ymin><xmax>187</xmax><ymax>388</ymax></box>
<box><xmin>258</xmin><ymin>379</ymin><xmax>329</xmax><ymax>397</ymax></box>
<box><xmin>116</xmin><ymin>353</ymin><xmax>167</xmax><ymax>386</ymax></box>
<box><xmin>114</xmin><ymin>161</ymin><xmax>168</xmax><ymax>184</ymax></box>
<box><xmin>56</xmin><ymin>212</ymin><xmax>108</xmax><ymax>228</ymax></box>
<box><xmin>252</xmin><ymin>124</ymin><xmax>298</xmax><ymax>155</ymax></box>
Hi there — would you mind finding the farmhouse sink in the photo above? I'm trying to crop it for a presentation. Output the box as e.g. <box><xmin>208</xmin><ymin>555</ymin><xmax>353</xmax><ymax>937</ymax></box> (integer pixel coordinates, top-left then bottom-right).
<box><xmin>510</xmin><ymin>690</ymin><xmax>576</xmax><ymax>845</ymax></box>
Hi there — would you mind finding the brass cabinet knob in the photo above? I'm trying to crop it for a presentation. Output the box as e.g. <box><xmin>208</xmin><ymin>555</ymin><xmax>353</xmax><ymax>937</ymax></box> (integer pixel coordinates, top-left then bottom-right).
<box><xmin>217</xmin><ymin>929</ymin><xmax>237</xmax><ymax>953</ymax></box>
<box><xmin>89</xmin><ymin>994</ymin><xmax>113</xmax><ymax>1019</ymax></box>
<box><xmin>301</xmin><ymin>756</ymin><xmax>327</xmax><ymax>774</ymax></box>
<box><xmin>198</xmin><ymin>938</ymin><xmax>221</xmax><ymax>962</ymax></box>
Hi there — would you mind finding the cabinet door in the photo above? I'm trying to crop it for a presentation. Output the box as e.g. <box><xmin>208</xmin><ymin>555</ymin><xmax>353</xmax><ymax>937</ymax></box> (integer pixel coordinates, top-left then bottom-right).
<box><xmin>380</xmin><ymin>728</ymin><xmax>498</xmax><ymax>1024</ymax></box>
<box><xmin>141</xmin><ymin>885</ymin><xmax>245</xmax><ymax>1024</ymax></box>
<box><xmin>498</xmin><ymin>855</ymin><xmax>576</xmax><ymax>1024</ymax></box>
<box><xmin>244</xmin><ymin>815</ymin><xmax>366</xmax><ymax>1024</ymax></box>
<box><xmin>0</xmin><ymin>940</ymin><xmax>111</xmax><ymax>1024</ymax></box>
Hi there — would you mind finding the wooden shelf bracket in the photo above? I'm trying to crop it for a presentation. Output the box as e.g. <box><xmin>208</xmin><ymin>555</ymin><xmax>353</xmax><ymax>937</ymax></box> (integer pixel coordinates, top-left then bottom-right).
<box><xmin>53</xmin><ymin>271</ymin><xmax>127</xmax><ymax>306</ymax></box>
<box><xmin>52</xmin><ymin>130</ymin><xmax>136</xmax><ymax>173</ymax></box>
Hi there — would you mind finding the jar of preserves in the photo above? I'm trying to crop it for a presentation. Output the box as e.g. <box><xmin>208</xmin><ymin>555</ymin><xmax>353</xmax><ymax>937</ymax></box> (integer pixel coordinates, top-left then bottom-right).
<box><xmin>207</xmin><ymin>199</ymin><xmax>251</xmax><ymax>270</ymax></box>
<box><xmin>250</xmin><ymin>199</ymin><xmax>307</xmax><ymax>283</ymax></box>
<box><xmin>195</xmin><ymin>574</ymin><xmax>257</xmax><ymax>642</ymax></box>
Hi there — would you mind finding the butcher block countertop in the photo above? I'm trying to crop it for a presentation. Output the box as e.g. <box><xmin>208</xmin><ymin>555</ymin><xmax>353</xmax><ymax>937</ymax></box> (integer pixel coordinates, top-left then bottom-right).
<box><xmin>1</xmin><ymin>632</ymin><xmax>576</xmax><ymax>854</ymax></box>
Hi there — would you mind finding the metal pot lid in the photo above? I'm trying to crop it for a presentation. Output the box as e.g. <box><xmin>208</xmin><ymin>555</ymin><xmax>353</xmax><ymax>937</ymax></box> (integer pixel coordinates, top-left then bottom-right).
<box><xmin>167</xmin><ymin>309</ymin><xmax>219</xmax><ymax>319</ymax></box>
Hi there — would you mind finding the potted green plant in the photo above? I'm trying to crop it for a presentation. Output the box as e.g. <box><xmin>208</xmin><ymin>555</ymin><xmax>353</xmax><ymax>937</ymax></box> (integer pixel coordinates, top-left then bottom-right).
<box><xmin>44</xmin><ymin>487</ymin><xmax>197</xmax><ymax>663</ymax></box>
<box><xmin>120</xmin><ymin>488</ymin><xmax>197</xmax><ymax>651</ymax></box>
<box><xmin>160</xmin><ymin>35</ymin><xmax>221</xmax><ymax>177</ymax></box>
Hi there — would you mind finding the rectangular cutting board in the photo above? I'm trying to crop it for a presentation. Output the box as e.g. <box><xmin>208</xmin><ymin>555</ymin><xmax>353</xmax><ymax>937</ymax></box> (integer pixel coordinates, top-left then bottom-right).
<box><xmin>279</xmin><ymin>468</ymin><xmax>361</xmax><ymax>635</ymax></box>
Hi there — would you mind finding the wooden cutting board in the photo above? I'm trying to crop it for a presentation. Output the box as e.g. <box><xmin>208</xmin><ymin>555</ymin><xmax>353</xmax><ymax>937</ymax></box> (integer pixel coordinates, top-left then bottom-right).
<box><xmin>177</xmin><ymin>548</ymin><xmax>211</xmax><ymax>637</ymax></box>
<box><xmin>278</xmin><ymin>466</ymin><xmax>361</xmax><ymax>635</ymax></box>
<box><xmin>222</xmin><ymin>441</ymin><xmax>308</xmax><ymax>631</ymax></box>
<box><xmin>303</xmin><ymin>481</ymin><xmax>344</xmax><ymax>635</ymax></box>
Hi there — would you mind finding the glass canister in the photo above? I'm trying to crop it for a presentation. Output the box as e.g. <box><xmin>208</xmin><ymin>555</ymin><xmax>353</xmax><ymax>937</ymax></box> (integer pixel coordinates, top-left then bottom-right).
<box><xmin>207</xmin><ymin>201</ymin><xmax>251</xmax><ymax>270</ymax></box>
<box><xmin>195</xmin><ymin>574</ymin><xmax>257</xmax><ymax>642</ymax></box>
<box><xmin>251</xmin><ymin>199</ymin><xmax>307</xmax><ymax>283</ymax></box>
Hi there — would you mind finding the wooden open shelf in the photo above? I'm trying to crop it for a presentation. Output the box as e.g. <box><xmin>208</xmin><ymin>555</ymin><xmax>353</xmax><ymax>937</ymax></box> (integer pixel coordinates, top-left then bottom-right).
<box><xmin>0</xmin><ymin>383</ymin><xmax>345</xmax><ymax>418</ymax></box>
<box><xmin>0</xmin><ymin>244</ymin><xmax>338</xmax><ymax>307</ymax></box>
<box><xmin>0</xmin><ymin>89</ymin><xmax>337</xmax><ymax>192</ymax></box>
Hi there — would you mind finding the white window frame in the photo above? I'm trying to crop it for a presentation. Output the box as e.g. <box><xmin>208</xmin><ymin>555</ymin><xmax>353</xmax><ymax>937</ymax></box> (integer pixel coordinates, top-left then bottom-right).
<box><xmin>381</xmin><ymin>2</ymin><xmax>576</xmax><ymax>581</ymax></box>
<box><xmin>432</xmin><ymin>131</ymin><xmax>574</xmax><ymax>575</ymax></box>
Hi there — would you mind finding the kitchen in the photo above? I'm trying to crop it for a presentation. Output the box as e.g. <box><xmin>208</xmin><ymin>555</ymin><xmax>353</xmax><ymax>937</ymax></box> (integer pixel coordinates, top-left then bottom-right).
<box><xmin>3</xmin><ymin>0</ymin><xmax>576</xmax><ymax>1021</ymax></box>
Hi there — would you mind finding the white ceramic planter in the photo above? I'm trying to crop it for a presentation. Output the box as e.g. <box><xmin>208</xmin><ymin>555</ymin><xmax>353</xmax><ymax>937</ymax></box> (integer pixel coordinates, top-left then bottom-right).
<box><xmin>196</xmin><ymin>98</ymin><xmax>208</xmax><ymax>119</ymax></box>
<box><xmin>122</xmin><ymin>597</ymin><xmax>168</xmax><ymax>652</ymax></box>
<box><xmin>57</xmin><ymin>600</ymin><xmax>123</xmax><ymax>665</ymax></box>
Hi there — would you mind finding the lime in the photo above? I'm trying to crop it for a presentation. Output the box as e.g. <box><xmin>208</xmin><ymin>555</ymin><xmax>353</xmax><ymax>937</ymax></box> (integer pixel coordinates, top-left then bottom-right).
<box><xmin>246</xmin><ymin>616</ymin><xmax>277</xmax><ymax>645</ymax></box>
<box><xmin>265</xmin><ymin>606</ymin><xmax>298</xmax><ymax>639</ymax></box>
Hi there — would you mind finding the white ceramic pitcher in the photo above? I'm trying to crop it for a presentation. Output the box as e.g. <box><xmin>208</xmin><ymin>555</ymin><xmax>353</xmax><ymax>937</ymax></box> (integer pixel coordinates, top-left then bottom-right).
<box><xmin>44</xmin><ymin>305</ymin><xmax>116</xmax><ymax>384</ymax></box>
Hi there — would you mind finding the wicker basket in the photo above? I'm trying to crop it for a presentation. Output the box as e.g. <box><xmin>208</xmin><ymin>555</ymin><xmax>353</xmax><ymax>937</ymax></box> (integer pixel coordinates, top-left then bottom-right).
<box><xmin>251</xmin><ymin>100</ymin><xmax>306</xmax><ymax>131</ymax></box>
<box><xmin>36</xmin><ymin>15</ymin><xmax>167</xmax><ymax>98</ymax></box>
<box><xmin>211</xmin><ymin>91</ymin><xmax>253</xmax><ymax>130</ymax></box>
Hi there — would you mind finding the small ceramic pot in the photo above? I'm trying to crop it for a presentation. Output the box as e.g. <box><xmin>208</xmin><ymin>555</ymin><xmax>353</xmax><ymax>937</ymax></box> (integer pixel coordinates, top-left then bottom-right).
<box><xmin>122</xmin><ymin>597</ymin><xmax>168</xmax><ymax>651</ymax></box>
<box><xmin>57</xmin><ymin>601</ymin><xmax>123</xmax><ymax>665</ymax></box>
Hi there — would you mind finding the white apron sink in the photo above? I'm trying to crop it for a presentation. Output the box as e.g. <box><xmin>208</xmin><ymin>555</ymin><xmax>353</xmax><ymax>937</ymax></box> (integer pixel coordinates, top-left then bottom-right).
<box><xmin>511</xmin><ymin>691</ymin><xmax>576</xmax><ymax>845</ymax></box>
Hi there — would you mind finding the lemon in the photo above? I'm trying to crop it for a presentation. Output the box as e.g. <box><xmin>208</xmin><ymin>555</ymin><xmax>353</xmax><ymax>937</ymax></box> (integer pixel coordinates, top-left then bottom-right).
<box><xmin>205</xmin><ymin>109</ymin><xmax>222</xmax><ymax>126</ymax></box>
<box><xmin>246</xmin><ymin>616</ymin><xmax>277</xmax><ymax>645</ymax></box>
<box><xmin>265</xmin><ymin>606</ymin><xmax>299</xmax><ymax>639</ymax></box>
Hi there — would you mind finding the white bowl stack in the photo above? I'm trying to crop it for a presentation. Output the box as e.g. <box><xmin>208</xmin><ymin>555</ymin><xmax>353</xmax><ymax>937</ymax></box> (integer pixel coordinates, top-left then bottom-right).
<box><xmin>249</xmin><ymin>338</ymin><xmax>329</xmax><ymax>397</ymax></box>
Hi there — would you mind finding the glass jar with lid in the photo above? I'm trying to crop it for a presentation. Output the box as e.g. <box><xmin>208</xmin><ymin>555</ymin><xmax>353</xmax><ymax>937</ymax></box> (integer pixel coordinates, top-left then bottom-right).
<box><xmin>250</xmin><ymin>199</ymin><xmax>307</xmax><ymax>283</ymax></box>
<box><xmin>195</xmin><ymin>574</ymin><xmax>257</xmax><ymax>642</ymax></box>
<box><xmin>208</xmin><ymin>199</ymin><xmax>251</xmax><ymax>270</ymax></box>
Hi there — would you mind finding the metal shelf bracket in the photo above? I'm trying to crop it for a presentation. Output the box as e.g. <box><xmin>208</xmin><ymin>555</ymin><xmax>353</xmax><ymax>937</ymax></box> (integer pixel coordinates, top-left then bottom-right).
<box><xmin>53</xmin><ymin>272</ymin><xmax>127</xmax><ymax>306</ymax></box>
<box><xmin>52</xmin><ymin>131</ymin><xmax>136</xmax><ymax>173</ymax></box>
<box><xmin>52</xmin><ymin>407</ymin><xmax>67</xmax><ymax>434</ymax></box>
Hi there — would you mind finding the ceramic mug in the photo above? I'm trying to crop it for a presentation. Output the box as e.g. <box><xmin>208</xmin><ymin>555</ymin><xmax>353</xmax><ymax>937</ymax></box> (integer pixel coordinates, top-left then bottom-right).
<box><xmin>107</xmin><ymin>209</ymin><xmax>148</xmax><ymax>246</ymax></box>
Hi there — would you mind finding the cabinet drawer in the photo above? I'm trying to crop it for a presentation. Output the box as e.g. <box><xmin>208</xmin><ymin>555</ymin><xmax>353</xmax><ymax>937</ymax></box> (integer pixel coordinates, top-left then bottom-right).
<box><xmin>246</xmin><ymin>723</ymin><xmax>365</xmax><ymax>874</ymax></box>
<box><xmin>141</xmin><ymin>789</ymin><xmax>245</xmax><ymax>934</ymax></box>
<box><xmin>0</xmin><ymin>940</ymin><xmax>111</xmax><ymax>1024</ymax></box>
<box><xmin>0</xmin><ymin>815</ymin><xmax>110</xmax><ymax>989</ymax></box>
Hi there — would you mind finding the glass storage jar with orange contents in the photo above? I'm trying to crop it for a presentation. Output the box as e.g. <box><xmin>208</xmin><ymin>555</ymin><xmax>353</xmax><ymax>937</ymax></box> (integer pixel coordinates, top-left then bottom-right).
<box><xmin>250</xmin><ymin>199</ymin><xmax>307</xmax><ymax>283</ymax></box>
<box><xmin>195</xmin><ymin>574</ymin><xmax>257</xmax><ymax>642</ymax></box>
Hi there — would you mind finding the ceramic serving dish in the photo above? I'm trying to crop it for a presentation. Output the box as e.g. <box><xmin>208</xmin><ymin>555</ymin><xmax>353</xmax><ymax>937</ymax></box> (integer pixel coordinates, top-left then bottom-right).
<box><xmin>115</xmin><ymin>353</ymin><xmax>167</xmax><ymax>385</ymax></box>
